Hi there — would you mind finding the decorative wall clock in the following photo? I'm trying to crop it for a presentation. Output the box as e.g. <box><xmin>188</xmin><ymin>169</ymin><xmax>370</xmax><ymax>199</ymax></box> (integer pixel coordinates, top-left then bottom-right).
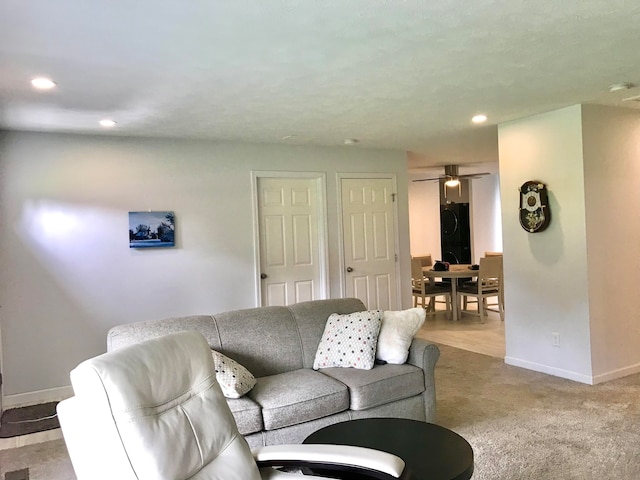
<box><xmin>519</xmin><ymin>181</ymin><xmax>550</xmax><ymax>233</ymax></box>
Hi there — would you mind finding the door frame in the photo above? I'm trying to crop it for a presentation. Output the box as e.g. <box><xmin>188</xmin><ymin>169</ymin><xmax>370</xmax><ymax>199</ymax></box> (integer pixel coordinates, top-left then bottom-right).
<box><xmin>0</xmin><ymin>320</ymin><xmax>3</xmax><ymax>416</ymax></box>
<box><xmin>336</xmin><ymin>173</ymin><xmax>402</xmax><ymax>305</ymax></box>
<box><xmin>251</xmin><ymin>171</ymin><xmax>330</xmax><ymax>307</ymax></box>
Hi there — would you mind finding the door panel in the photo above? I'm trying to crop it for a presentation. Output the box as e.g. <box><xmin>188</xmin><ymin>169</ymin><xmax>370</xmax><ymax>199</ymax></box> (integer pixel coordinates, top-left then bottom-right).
<box><xmin>258</xmin><ymin>177</ymin><xmax>322</xmax><ymax>306</ymax></box>
<box><xmin>293</xmin><ymin>215</ymin><xmax>312</xmax><ymax>265</ymax></box>
<box><xmin>341</xmin><ymin>178</ymin><xmax>398</xmax><ymax>310</ymax></box>
<box><xmin>264</xmin><ymin>216</ymin><xmax>285</xmax><ymax>266</ymax></box>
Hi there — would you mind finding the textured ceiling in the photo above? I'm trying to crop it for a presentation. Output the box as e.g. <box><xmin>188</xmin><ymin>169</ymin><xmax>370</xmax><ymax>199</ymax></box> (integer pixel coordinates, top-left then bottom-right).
<box><xmin>1</xmin><ymin>1</ymin><xmax>639</xmax><ymax>169</ymax></box>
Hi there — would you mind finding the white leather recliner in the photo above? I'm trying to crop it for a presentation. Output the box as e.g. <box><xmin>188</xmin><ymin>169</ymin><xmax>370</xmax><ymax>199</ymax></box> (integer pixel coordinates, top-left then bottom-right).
<box><xmin>57</xmin><ymin>330</ymin><xmax>406</xmax><ymax>480</ymax></box>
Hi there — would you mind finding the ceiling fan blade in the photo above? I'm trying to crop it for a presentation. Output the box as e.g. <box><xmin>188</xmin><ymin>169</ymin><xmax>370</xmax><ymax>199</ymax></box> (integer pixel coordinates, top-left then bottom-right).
<box><xmin>458</xmin><ymin>172</ymin><xmax>491</xmax><ymax>178</ymax></box>
<box><xmin>412</xmin><ymin>177</ymin><xmax>441</xmax><ymax>182</ymax></box>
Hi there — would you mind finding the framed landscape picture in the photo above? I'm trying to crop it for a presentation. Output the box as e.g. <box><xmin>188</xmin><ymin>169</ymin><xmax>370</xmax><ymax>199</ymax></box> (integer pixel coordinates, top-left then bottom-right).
<box><xmin>129</xmin><ymin>211</ymin><xmax>175</xmax><ymax>248</ymax></box>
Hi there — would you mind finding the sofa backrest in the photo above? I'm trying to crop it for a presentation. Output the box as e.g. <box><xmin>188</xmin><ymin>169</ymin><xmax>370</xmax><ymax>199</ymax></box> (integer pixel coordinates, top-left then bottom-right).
<box><xmin>107</xmin><ymin>298</ymin><xmax>366</xmax><ymax>378</ymax></box>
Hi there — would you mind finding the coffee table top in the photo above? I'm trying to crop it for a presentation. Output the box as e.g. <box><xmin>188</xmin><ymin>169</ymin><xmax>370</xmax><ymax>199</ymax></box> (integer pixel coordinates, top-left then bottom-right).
<box><xmin>303</xmin><ymin>418</ymin><xmax>473</xmax><ymax>480</ymax></box>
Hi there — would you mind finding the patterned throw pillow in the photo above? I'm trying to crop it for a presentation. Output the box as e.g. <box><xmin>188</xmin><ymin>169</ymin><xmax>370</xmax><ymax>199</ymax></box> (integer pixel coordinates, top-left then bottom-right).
<box><xmin>211</xmin><ymin>350</ymin><xmax>257</xmax><ymax>398</ymax></box>
<box><xmin>313</xmin><ymin>310</ymin><xmax>383</xmax><ymax>370</ymax></box>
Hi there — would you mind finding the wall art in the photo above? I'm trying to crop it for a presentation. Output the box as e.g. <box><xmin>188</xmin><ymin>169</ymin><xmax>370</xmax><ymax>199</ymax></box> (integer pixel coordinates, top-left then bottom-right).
<box><xmin>129</xmin><ymin>211</ymin><xmax>175</xmax><ymax>248</ymax></box>
<box><xmin>519</xmin><ymin>181</ymin><xmax>550</xmax><ymax>233</ymax></box>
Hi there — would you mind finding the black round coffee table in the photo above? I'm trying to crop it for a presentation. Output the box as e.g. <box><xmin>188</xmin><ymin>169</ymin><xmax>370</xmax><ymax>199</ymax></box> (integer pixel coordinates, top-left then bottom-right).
<box><xmin>303</xmin><ymin>418</ymin><xmax>473</xmax><ymax>480</ymax></box>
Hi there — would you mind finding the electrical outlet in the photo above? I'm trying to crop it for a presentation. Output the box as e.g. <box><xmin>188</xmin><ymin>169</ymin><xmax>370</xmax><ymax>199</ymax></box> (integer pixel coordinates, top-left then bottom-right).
<box><xmin>552</xmin><ymin>332</ymin><xmax>560</xmax><ymax>347</ymax></box>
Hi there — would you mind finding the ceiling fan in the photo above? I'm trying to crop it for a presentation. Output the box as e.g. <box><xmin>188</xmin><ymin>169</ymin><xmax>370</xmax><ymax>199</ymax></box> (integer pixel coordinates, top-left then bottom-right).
<box><xmin>412</xmin><ymin>164</ymin><xmax>490</xmax><ymax>186</ymax></box>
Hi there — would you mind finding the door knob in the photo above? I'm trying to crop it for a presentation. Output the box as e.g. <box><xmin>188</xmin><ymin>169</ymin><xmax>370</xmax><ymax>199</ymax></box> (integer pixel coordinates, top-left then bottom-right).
<box><xmin>346</xmin><ymin>267</ymin><xmax>354</xmax><ymax>273</ymax></box>
<box><xmin>260</xmin><ymin>273</ymin><xmax>268</xmax><ymax>279</ymax></box>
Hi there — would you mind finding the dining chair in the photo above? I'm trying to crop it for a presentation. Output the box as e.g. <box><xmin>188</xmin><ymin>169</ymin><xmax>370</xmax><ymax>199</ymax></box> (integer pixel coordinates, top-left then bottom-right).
<box><xmin>482</xmin><ymin>252</ymin><xmax>504</xmax><ymax>312</ymax></box>
<box><xmin>411</xmin><ymin>258</ymin><xmax>451</xmax><ymax>317</ymax></box>
<box><xmin>411</xmin><ymin>253</ymin><xmax>449</xmax><ymax>304</ymax></box>
<box><xmin>457</xmin><ymin>256</ymin><xmax>504</xmax><ymax>322</ymax></box>
<box><xmin>411</xmin><ymin>253</ymin><xmax>433</xmax><ymax>268</ymax></box>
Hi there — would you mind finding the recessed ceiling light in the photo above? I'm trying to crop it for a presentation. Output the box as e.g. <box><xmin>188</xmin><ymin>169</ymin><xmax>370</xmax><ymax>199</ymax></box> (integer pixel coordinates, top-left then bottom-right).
<box><xmin>471</xmin><ymin>114</ymin><xmax>487</xmax><ymax>124</ymax></box>
<box><xmin>99</xmin><ymin>119</ymin><xmax>117</xmax><ymax>127</ymax></box>
<box><xmin>609</xmin><ymin>82</ymin><xmax>634</xmax><ymax>92</ymax></box>
<box><xmin>622</xmin><ymin>94</ymin><xmax>640</xmax><ymax>103</ymax></box>
<box><xmin>343</xmin><ymin>138</ymin><xmax>359</xmax><ymax>145</ymax></box>
<box><xmin>31</xmin><ymin>77</ymin><xmax>56</xmax><ymax>90</ymax></box>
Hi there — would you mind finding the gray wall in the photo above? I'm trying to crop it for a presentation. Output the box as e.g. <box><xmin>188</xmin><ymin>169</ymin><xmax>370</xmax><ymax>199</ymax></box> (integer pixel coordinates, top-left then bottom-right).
<box><xmin>0</xmin><ymin>131</ymin><xmax>411</xmax><ymax>401</ymax></box>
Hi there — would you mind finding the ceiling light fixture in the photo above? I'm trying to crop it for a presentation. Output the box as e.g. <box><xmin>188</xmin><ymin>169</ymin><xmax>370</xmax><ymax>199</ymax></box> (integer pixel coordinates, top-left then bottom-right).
<box><xmin>471</xmin><ymin>114</ymin><xmax>487</xmax><ymax>124</ymax></box>
<box><xmin>444</xmin><ymin>178</ymin><xmax>460</xmax><ymax>188</ymax></box>
<box><xmin>31</xmin><ymin>77</ymin><xmax>56</xmax><ymax>90</ymax></box>
<box><xmin>343</xmin><ymin>138</ymin><xmax>359</xmax><ymax>145</ymax></box>
<box><xmin>99</xmin><ymin>119</ymin><xmax>117</xmax><ymax>127</ymax></box>
<box><xmin>622</xmin><ymin>94</ymin><xmax>640</xmax><ymax>103</ymax></box>
<box><xmin>609</xmin><ymin>82</ymin><xmax>634</xmax><ymax>92</ymax></box>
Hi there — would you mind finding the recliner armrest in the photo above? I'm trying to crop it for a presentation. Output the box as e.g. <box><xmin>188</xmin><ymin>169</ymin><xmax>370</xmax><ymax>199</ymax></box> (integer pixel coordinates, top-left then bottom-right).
<box><xmin>253</xmin><ymin>444</ymin><xmax>406</xmax><ymax>479</ymax></box>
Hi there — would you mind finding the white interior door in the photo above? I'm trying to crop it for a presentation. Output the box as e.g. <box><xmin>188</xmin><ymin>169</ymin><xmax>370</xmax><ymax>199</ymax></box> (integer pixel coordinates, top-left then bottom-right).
<box><xmin>341</xmin><ymin>177</ymin><xmax>398</xmax><ymax>310</ymax></box>
<box><xmin>257</xmin><ymin>177</ymin><xmax>323</xmax><ymax>306</ymax></box>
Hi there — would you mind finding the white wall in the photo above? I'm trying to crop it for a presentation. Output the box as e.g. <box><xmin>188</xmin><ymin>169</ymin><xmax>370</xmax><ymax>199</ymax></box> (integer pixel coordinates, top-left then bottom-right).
<box><xmin>499</xmin><ymin>105</ymin><xmax>593</xmax><ymax>382</ymax></box>
<box><xmin>499</xmin><ymin>104</ymin><xmax>640</xmax><ymax>384</ymax></box>
<box><xmin>582</xmin><ymin>105</ymin><xmax>640</xmax><ymax>381</ymax></box>
<box><xmin>408</xmin><ymin>179</ymin><xmax>441</xmax><ymax>260</ymax></box>
<box><xmin>0</xmin><ymin>131</ymin><xmax>411</xmax><ymax>401</ymax></box>
<box><xmin>470</xmin><ymin>174</ymin><xmax>503</xmax><ymax>262</ymax></box>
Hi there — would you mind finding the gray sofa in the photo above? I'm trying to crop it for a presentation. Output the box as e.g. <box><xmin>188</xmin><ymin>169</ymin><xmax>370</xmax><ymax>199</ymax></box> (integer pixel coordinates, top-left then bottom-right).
<box><xmin>106</xmin><ymin>298</ymin><xmax>440</xmax><ymax>448</ymax></box>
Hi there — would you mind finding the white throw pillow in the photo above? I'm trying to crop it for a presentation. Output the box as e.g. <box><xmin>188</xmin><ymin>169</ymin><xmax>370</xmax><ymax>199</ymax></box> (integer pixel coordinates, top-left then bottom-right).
<box><xmin>313</xmin><ymin>310</ymin><xmax>383</xmax><ymax>370</ymax></box>
<box><xmin>211</xmin><ymin>350</ymin><xmax>256</xmax><ymax>398</ymax></box>
<box><xmin>376</xmin><ymin>308</ymin><xmax>426</xmax><ymax>364</ymax></box>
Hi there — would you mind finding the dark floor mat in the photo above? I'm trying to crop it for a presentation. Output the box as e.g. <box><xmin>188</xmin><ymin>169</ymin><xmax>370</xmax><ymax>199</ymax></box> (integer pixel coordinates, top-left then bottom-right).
<box><xmin>0</xmin><ymin>402</ymin><xmax>60</xmax><ymax>438</ymax></box>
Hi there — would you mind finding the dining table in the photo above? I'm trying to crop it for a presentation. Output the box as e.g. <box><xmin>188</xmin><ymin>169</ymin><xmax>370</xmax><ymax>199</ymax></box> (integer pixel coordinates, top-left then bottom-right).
<box><xmin>423</xmin><ymin>264</ymin><xmax>478</xmax><ymax>321</ymax></box>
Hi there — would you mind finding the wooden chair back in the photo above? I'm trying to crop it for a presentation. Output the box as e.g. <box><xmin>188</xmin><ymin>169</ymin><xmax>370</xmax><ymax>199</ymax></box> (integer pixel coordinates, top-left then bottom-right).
<box><xmin>411</xmin><ymin>257</ymin><xmax>425</xmax><ymax>285</ymax></box>
<box><xmin>478</xmin><ymin>256</ymin><xmax>502</xmax><ymax>292</ymax></box>
<box><xmin>412</xmin><ymin>254</ymin><xmax>433</xmax><ymax>268</ymax></box>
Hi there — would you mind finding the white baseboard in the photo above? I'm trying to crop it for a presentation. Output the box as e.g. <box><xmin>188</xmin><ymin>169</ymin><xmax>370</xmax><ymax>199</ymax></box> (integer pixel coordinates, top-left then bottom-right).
<box><xmin>591</xmin><ymin>361</ymin><xmax>640</xmax><ymax>384</ymax></box>
<box><xmin>504</xmin><ymin>356</ymin><xmax>594</xmax><ymax>384</ymax></box>
<box><xmin>2</xmin><ymin>385</ymin><xmax>74</xmax><ymax>409</ymax></box>
<box><xmin>505</xmin><ymin>356</ymin><xmax>640</xmax><ymax>385</ymax></box>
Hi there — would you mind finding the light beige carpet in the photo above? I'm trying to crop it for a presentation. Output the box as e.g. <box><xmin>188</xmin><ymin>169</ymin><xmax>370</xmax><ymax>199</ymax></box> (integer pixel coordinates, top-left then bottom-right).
<box><xmin>435</xmin><ymin>344</ymin><xmax>640</xmax><ymax>479</ymax></box>
<box><xmin>2</xmin><ymin>344</ymin><xmax>639</xmax><ymax>479</ymax></box>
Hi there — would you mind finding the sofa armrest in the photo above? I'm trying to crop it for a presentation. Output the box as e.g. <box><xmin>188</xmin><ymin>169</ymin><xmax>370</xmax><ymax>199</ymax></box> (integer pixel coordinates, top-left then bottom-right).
<box><xmin>406</xmin><ymin>338</ymin><xmax>440</xmax><ymax>370</ymax></box>
<box><xmin>406</xmin><ymin>338</ymin><xmax>440</xmax><ymax>421</ymax></box>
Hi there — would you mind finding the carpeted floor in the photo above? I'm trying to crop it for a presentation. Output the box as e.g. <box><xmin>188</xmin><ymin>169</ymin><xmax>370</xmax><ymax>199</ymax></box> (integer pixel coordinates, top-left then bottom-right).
<box><xmin>2</xmin><ymin>344</ymin><xmax>640</xmax><ymax>479</ymax></box>
<box><xmin>435</xmin><ymin>344</ymin><xmax>640</xmax><ymax>479</ymax></box>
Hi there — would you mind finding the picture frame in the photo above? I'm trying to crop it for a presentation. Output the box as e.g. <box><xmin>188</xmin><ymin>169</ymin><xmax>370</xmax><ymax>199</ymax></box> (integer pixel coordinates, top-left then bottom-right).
<box><xmin>129</xmin><ymin>211</ymin><xmax>175</xmax><ymax>248</ymax></box>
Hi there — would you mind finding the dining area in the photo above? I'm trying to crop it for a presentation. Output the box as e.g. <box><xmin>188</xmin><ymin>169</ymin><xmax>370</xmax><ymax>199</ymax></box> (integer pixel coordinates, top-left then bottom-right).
<box><xmin>407</xmin><ymin>173</ymin><xmax>505</xmax><ymax>357</ymax></box>
<box><xmin>411</xmin><ymin>253</ymin><xmax>504</xmax><ymax>323</ymax></box>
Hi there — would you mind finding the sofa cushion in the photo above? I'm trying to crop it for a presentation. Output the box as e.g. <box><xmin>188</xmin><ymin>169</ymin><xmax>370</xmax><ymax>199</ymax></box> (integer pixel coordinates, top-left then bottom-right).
<box><xmin>211</xmin><ymin>306</ymin><xmax>304</xmax><ymax>378</ymax></box>
<box><xmin>319</xmin><ymin>363</ymin><xmax>425</xmax><ymax>410</ymax></box>
<box><xmin>226</xmin><ymin>396</ymin><xmax>263</xmax><ymax>436</ymax></box>
<box><xmin>287</xmin><ymin>298</ymin><xmax>367</xmax><ymax>368</ymax></box>
<box><xmin>248</xmin><ymin>369</ymin><xmax>349</xmax><ymax>431</ymax></box>
<box><xmin>313</xmin><ymin>310</ymin><xmax>383</xmax><ymax>370</ymax></box>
